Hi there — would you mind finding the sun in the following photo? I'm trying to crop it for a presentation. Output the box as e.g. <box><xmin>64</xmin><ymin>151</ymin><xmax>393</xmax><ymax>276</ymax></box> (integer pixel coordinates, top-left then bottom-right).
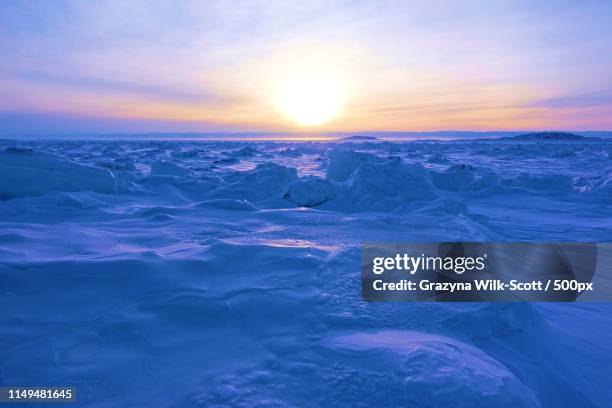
<box><xmin>275</xmin><ymin>73</ymin><xmax>344</xmax><ymax>127</ymax></box>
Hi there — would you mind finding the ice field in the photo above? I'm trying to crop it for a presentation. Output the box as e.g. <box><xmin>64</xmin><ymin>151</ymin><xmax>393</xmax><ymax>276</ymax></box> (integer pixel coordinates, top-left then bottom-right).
<box><xmin>1</xmin><ymin>137</ymin><xmax>611</xmax><ymax>407</ymax></box>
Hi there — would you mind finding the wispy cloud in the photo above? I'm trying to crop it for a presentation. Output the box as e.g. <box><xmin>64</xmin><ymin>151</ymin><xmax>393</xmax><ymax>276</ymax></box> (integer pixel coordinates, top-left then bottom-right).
<box><xmin>5</xmin><ymin>69</ymin><xmax>222</xmax><ymax>103</ymax></box>
<box><xmin>526</xmin><ymin>92</ymin><xmax>612</xmax><ymax>109</ymax></box>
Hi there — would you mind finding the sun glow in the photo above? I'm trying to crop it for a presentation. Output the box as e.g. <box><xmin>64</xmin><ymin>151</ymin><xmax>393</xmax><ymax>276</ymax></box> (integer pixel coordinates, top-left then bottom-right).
<box><xmin>275</xmin><ymin>72</ymin><xmax>345</xmax><ymax>127</ymax></box>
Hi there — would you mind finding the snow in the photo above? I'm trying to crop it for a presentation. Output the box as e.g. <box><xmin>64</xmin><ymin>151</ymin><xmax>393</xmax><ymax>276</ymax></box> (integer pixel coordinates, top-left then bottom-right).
<box><xmin>500</xmin><ymin>173</ymin><xmax>574</xmax><ymax>192</ymax></box>
<box><xmin>431</xmin><ymin>164</ymin><xmax>498</xmax><ymax>191</ymax></box>
<box><xmin>149</xmin><ymin>160</ymin><xmax>191</xmax><ymax>177</ymax></box>
<box><xmin>284</xmin><ymin>177</ymin><xmax>335</xmax><ymax>207</ymax></box>
<box><xmin>0</xmin><ymin>147</ymin><xmax>116</xmax><ymax>199</ymax></box>
<box><xmin>344</xmin><ymin>158</ymin><xmax>437</xmax><ymax>209</ymax></box>
<box><xmin>326</xmin><ymin>330</ymin><xmax>540</xmax><ymax>407</ymax></box>
<box><xmin>326</xmin><ymin>148</ymin><xmax>383</xmax><ymax>181</ymax></box>
<box><xmin>0</xmin><ymin>138</ymin><xmax>611</xmax><ymax>407</ymax></box>
<box><xmin>212</xmin><ymin>162</ymin><xmax>298</xmax><ymax>202</ymax></box>
<box><xmin>196</xmin><ymin>198</ymin><xmax>256</xmax><ymax>211</ymax></box>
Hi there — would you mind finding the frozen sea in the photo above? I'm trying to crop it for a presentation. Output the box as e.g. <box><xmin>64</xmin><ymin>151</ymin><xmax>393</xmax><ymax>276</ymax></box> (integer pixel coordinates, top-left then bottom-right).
<box><xmin>0</xmin><ymin>137</ymin><xmax>611</xmax><ymax>407</ymax></box>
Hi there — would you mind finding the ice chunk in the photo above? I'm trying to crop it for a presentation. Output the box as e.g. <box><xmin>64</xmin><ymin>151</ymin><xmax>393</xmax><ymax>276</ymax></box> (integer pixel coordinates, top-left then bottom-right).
<box><xmin>96</xmin><ymin>156</ymin><xmax>136</xmax><ymax>172</ymax></box>
<box><xmin>345</xmin><ymin>159</ymin><xmax>437</xmax><ymax>208</ymax></box>
<box><xmin>431</xmin><ymin>164</ymin><xmax>499</xmax><ymax>191</ymax></box>
<box><xmin>278</xmin><ymin>148</ymin><xmax>302</xmax><ymax>157</ymax></box>
<box><xmin>426</xmin><ymin>153</ymin><xmax>449</xmax><ymax>164</ymax></box>
<box><xmin>326</xmin><ymin>330</ymin><xmax>540</xmax><ymax>408</ymax></box>
<box><xmin>0</xmin><ymin>148</ymin><xmax>116</xmax><ymax>199</ymax></box>
<box><xmin>592</xmin><ymin>170</ymin><xmax>612</xmax><ymax>194</ymax></box>
<box><xmin>307</xmin><ymin>158</ymin><xmax>439</xmax><ymax>212</ymax></box>
<box><xmin>150</xmin><ymin>160</ymin><xmax>191</xmax><ymax>177</ymax></box>
<box><xmin>212</xmin><ymin>163</ymin><xmax>298</xmax><ymax>202</ymax></box>
<box><xmin>326</xmin><ymin>148</ymin><xmax>383</xmax><ymax>181</ymax></box>
<box><xmin>284</xmin><ymin>178</ymin><xmax>336</xmax><ymax>207</ymax></box>
<box><xmin>226</xmin><ymin>146</ymin><xmax>259</xmax><ymax>157</ymax></box>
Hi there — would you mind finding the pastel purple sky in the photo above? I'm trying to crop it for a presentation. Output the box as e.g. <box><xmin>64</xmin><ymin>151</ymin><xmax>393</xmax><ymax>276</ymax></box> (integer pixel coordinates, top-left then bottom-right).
<box><xmin>1</xmin><ymin>0</ymin><xmax>611</xmax><ymax>136</ymax></box>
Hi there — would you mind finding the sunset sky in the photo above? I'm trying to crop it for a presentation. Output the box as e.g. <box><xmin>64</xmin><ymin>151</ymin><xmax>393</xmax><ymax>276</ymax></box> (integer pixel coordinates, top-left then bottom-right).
<box><xmin>1</xmin><ymin>0</ymin><xmax>612</xmax><ymax>135</ymax></box>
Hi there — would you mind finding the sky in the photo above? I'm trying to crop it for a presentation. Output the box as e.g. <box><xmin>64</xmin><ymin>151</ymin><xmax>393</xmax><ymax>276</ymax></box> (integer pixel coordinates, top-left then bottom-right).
<box><xmin>1</xmin><ymin>0</ymin><xmax>612</xmax><ymax>136</ymax></box>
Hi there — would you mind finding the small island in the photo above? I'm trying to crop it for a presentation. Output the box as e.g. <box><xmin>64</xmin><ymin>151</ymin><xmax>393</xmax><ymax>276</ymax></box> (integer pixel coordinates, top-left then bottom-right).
<box><xmin>506</xmin><ymin>132</ymin><xmax>588</xmax><ymax>141</ymax></box>
<box><xmin>339</xmin><ymin>135</ymin><xmax>381</xmax><ymax>141</ymax></box>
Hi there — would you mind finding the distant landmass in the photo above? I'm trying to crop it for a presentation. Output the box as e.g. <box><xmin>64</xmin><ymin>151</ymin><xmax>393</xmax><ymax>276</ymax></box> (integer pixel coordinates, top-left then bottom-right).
<box><xmin>337</xmin><ymin>131</ymin><xmax>609</xmax><ymax>142</ymax></box>
<box><xmin>506</xmin><ymin>132</ymin><xmax>589</xmax><ymax>141</ymax></box>
<box><xmin>471</xmin><ymin>131</ymin><xmax>609</xmax><ymax>142</ymax></box>
<box><xmin>339</xmin><ymin>135</ymin><xmax>381</xmax><ymax>141</ymax></box>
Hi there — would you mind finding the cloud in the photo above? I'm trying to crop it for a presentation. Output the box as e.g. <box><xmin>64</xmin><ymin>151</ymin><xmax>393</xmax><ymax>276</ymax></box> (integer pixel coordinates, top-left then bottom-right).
<box><xmin>0</xmin><ymin>111</ymin><xmax>252</xmax><ymax>136</ymax></box>
<box><xmin>6</xmin><ymin>69</ymin><xmax>221</xmax><ymax>104</ymax></box>
<box><xmin>526</xmin><ymin>92</ymin><xmax>612</xmax><ymax>109</ymax></box>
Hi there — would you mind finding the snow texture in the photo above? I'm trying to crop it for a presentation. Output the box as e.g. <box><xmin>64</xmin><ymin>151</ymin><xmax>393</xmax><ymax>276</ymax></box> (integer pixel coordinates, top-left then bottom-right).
<box><xmin>1</xmin><ymin>138</ymin><xmax>611</xmax><ymax>407</ymax></box>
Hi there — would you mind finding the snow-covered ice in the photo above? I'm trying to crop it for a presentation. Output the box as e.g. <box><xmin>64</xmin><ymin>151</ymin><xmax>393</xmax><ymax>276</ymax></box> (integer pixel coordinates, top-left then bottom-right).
<box><xmin>0</xmin><ymin>148</ymin><xmax>117</xmax><ymax>199</ymax></box>
<box><xmin>0</xmin><ymin>138</ymin><xmax>611</xmax><ymax>407</ymax></box>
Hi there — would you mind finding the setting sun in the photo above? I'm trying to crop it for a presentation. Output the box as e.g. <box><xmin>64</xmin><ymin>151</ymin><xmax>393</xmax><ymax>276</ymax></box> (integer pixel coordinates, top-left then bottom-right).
<box><xmin>275</xmin><ymin>73</ymin><xmax>344</xmax><ymax>127</ymax></box>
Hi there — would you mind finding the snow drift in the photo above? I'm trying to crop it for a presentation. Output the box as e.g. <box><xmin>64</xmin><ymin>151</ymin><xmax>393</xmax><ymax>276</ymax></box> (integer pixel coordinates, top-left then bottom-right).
<box><xmin>0</xmin><ymin>148</ymin><xmax>116</xmax><ymax>200</ymax></box>
<box><xmin>326</xmin><ymin>330</ymin><xmax>540</xmax><ymax>407</ymax></box>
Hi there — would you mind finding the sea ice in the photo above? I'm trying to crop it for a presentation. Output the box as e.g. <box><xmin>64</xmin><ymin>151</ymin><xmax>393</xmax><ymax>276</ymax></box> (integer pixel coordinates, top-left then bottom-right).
<box><xmin>284</xmin><ymin>177</ymin><xmax>336</xmax><ymax>207</ymax></box>
<box><xmin>0</xmin><ymin>147</ymin><xmax>116</xmax><ymax>199</ymax></box>
<box><xmin>431</xmin><ymin>164</ymin><xmax>498</xmax><ymax>191</ymax></box>
<box><xmin>500</xmin><ymin>173</ymin><xmax>574</xmax><ymax>192</ymax></box>
<box><xmin>150</xmin><ymin>160</ymin><xmax>191</xmax><ymax>177</ymax></box>
<box><xmin>326</xmin><ymin>330</ymin><xmax>540</xmax><ymax>408</ymax></box>
<box><xmin>1</xmin><ymin>137</ymin><xmax>611</xmax><ymax>407</ymax></box>
<box><xmin>344</xmin><ymin>158</ymin><xmax>437</xmax><ymax>210</ymax></box>
<box><xmin>326</xmin><ymin>148</ymin><xmax>383</xmax><ymax>181</ymax></box>
<box><xmin>212</xmin><ymin>162</ymin><xmax>298</xmax><ymax>202</ymax></box>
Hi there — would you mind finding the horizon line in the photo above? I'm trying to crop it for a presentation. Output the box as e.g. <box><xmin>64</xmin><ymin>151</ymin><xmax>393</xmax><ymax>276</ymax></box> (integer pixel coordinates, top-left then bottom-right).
<box><xmin>3</xmin><ymin>130</ymin><xmax>612</xmax><ymax>141</ymax></box>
